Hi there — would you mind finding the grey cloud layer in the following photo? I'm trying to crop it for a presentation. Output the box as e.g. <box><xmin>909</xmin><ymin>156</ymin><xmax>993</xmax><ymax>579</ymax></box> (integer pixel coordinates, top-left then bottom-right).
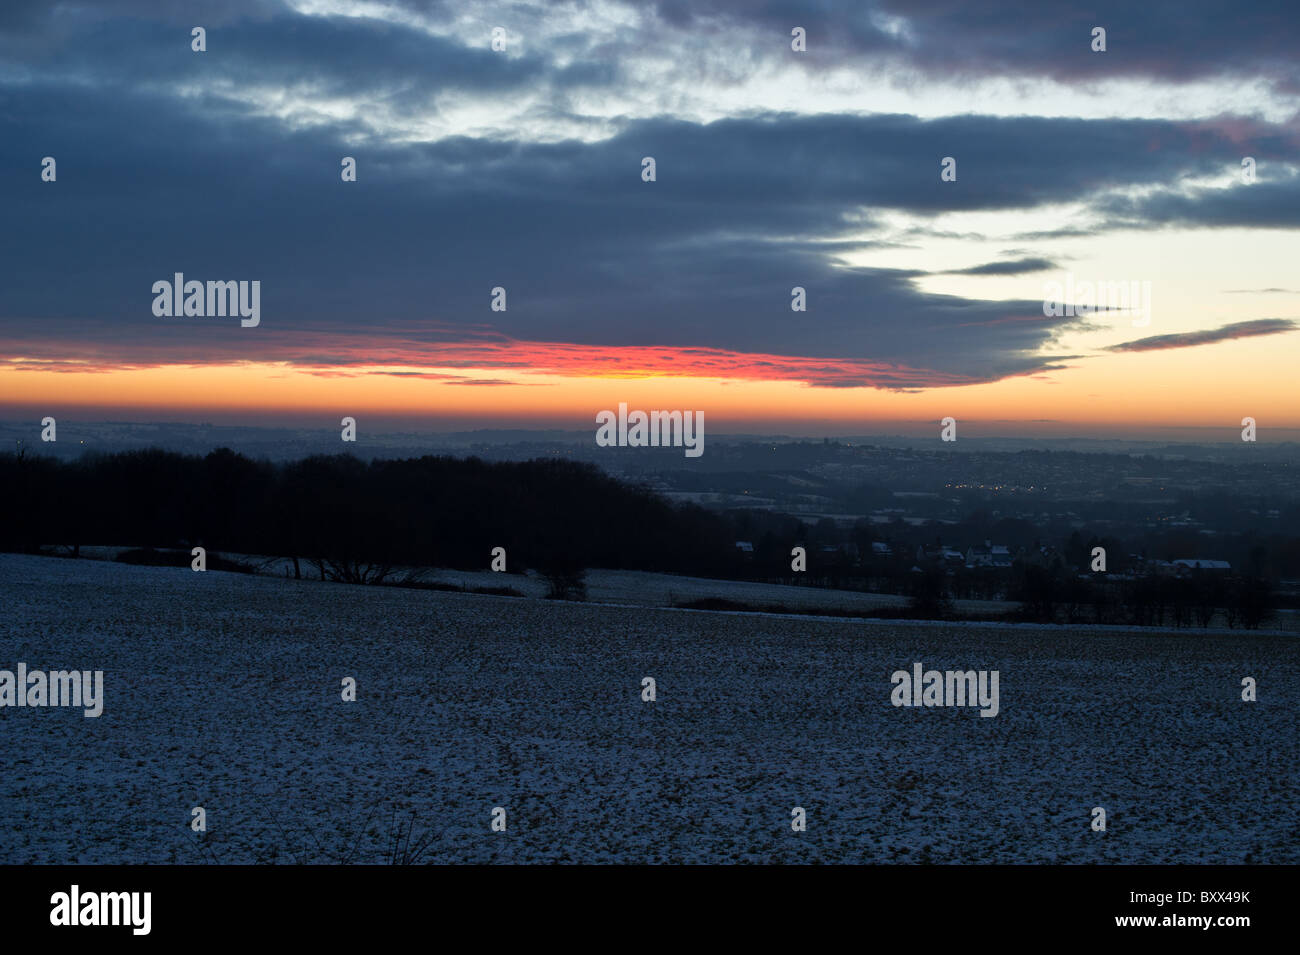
<box><xmin>644</xmin><ymin>0</ymin><xmax>1300</xmax><ymax>91</ymax></box>
<box><xmin>947</xmin><ymin>258</ymin><xmax>1057</xmax><ymax>276</ymax></box>
<box><xmin>1106</xmin><ymin>319</ymin><xmax>1298</xmax><ymax>353</ymax></box>
<box><xmin>374</xmin><ymin>0</ymin><xmax>1300</xmax><ymax>93</ymax></box>
<box><xmin>9</xmin><ymin>0</ymin><xmax>1300</xmax><ymax>121</ymax></box>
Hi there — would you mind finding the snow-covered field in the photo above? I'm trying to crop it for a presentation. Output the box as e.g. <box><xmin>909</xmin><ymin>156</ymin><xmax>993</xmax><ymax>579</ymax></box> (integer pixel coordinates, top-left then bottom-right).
<box><xmin>198</xmin><ymin>551</ymin><xmax>1018</xmax><ymax>616</ymax></box>
<box><xmin>1</xmin><ymin>552</ymin><xmax>1295</xmax><ymax>864</ymax></box>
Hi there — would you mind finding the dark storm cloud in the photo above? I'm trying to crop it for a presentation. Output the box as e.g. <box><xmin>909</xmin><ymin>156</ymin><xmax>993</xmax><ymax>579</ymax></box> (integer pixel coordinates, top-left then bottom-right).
<box><xmin>630</xmin><ymin>0</ymin><xmax>1300</xmax><ymax>90</ymax></box>
<box><xmin>1104</xmin><ymin>318</ymin><xmax>1298</xmax><ymax>353</ymax></box>
<box><xmin>878</xmin><ymin>0</ymin><xmax>1300</xmax><ymax>88</ymax></box>
<box><xmin>0</xmin><ymin>0</ymin><xmax>284</xmax><ymax>42</ymax></box>
<box><xmin>11</xmin><ymin>0</ymin><xmax>1300</xmax><ymax>118</ymax></box>
<box><xmin>0</xmin><ymin>79</ymin><xmax>1282</xmax><ymax>385</ymax></box>
<box><xmin>341</xmin><ymin>0</ymin><xmax>1300</xmax><ymax>98</ymax></box>
<box><xmin>0</xmin><ymin>0</ymin><xmax>56</xmax><ymax>30</ymax></box>
<box><xmin>1</xmin><ymin>0</ymin><xmax>1297</xmax><ymax>389</ymax></box>
<box><xmin>1098</xmin><ymin>173</ymin><xmax>1300</xmax><ymax>230</ymax></box>
<box><xmin>0</xmin><ymin>8</ymin><xmax>597</xmax><ymax>119</ymax></box>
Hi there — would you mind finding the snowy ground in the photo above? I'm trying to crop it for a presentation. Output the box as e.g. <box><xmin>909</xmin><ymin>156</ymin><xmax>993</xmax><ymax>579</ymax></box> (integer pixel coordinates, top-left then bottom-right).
<box><xmin>1</xmin><ymin>552</ymin><xmax>1296</xmax><ymax>864</ymax></box>
<box><xmin>76</xmin><ymin>545</ymin><xmax>1015</xmax><ymax>616</ymax></box>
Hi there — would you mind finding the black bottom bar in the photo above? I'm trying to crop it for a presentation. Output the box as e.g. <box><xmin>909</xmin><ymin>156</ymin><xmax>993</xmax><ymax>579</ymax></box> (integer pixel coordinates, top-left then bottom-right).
<box><xmin>0</xmin><ymin>864</ymin><xmax>1275</xmax><ymax>942</ymax></box>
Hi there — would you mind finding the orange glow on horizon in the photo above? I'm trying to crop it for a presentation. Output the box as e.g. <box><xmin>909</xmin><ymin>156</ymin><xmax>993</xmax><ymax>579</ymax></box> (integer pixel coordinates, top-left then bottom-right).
<box><xmin>3</xmin><ymin>331</ymin><xmax>1299</xmax><ymax>438</ymax></box>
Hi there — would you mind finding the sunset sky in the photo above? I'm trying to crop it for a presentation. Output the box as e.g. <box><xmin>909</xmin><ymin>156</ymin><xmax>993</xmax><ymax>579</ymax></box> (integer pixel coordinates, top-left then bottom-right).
<box><xmin>2</xmin><ymin>0</ymin><xmax>1299</xmax><ymax>438</ymax></box>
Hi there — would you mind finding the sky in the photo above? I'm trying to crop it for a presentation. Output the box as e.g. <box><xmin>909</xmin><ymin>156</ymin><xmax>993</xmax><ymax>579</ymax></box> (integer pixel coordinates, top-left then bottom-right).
<box><xmin>2</xmin><ymin>0</ymin><xmax>1299</xmax><ymax>438</ymax></box>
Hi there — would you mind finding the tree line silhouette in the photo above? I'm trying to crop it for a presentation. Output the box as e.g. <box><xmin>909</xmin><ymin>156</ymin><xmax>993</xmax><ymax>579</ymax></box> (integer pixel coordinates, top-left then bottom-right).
<box><xmin>0</xmin><ymin>447</ymin><xmax>1282</xmax><ymax>628</ymax></box>
<box><xmin>0</xmin><ymin>447</ymin><xmax>739</xmax><ymax>579</ymax></box>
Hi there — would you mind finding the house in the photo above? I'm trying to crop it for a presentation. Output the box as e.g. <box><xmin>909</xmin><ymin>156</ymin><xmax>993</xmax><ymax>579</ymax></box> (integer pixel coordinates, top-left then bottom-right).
<box><xmin>821</xmin><ymin>542</ymin><xmax>860</xmax><ymax>560</ymax></box>
<box><xmin>915</xmin><ymin>544</ymin><xmax>965</xmax><ymax>566</ymax></box>
<box><xmin>965</xmin><ymin>540</ymin><xmax>1013</xmax><ymax>569</ymax></box>
<box><xmin>1172</xmin><ymin>559</ymin><xmax>1230</xmax><ymax>573</ymax></box>
<box><xmin>1137</xmin><ymin>557</ymin><xmax>1175</xmax><ymax>576</ymax></box>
